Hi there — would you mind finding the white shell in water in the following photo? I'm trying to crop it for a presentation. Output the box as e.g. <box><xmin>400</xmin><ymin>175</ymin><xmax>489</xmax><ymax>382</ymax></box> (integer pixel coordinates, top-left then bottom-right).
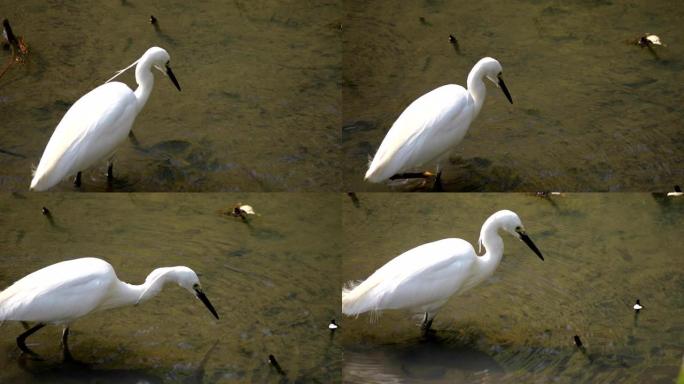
<box><xmin>645</xmin><ymin>34</ymin><xmax>662</xmax><ymax>45</ymax></box>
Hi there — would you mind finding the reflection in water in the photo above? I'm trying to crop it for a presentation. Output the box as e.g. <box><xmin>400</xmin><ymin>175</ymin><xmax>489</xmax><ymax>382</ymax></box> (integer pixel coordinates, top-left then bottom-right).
<box><xmin>345</xmin><ymin>334</ymin><xmax>504</xmax><ymax>384</ymax></box>
<box><xmin>342</xmin><ymin>194</ymin><xmax>683</xmax><ymax>382</ymax></box>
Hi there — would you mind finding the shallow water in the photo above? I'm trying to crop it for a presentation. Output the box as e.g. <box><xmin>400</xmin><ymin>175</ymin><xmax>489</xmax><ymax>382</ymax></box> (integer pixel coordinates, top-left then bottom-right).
<box><xmin>342</xmin><ymin>0</ymin><xmax>684</xmax><ymax>191</ymax></box>
<box><xmin>0</xmin><ymin>1</ymin><xmax>340</xmax><ymax>191</ymax></box>
<box><xmin>341</xmin><ymin>193</ymin><xmax>683</xmax><ymax>383</ymax></box>
<box><xmin>0</xmin><ymin>193</ymin><xmax>341</xmax><ymax>383</ymax></box>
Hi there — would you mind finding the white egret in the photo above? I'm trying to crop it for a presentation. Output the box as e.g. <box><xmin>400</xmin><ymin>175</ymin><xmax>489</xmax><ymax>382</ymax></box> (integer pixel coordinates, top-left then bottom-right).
<box><xmin>29</xmin><ymin>46</ymin><xmax>181</xmax><ymax>191</ymax></box>
<box><xmin>342</xmin><ymin>210</ymin><xmax>543</xmax><ymax>332</ymax></box>
<box><xmin>0</xmin><ymin>258</ymin><xmax>218</xmax><ymax>358</ymax></box>
<box><xmin>364</xmin><ymin>57</ymin><xmax>513</xmax><ymax>188</ymax></box>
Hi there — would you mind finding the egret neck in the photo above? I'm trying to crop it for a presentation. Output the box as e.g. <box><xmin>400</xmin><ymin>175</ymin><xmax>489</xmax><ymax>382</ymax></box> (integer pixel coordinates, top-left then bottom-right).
<box><xmin>466</xmin><ymin>61</ymin><xmax>488</xmax><ymax>118</ymax></box>
<box><xmin>133</xmin><ymin>53</ymin><xmax>156</xmax><ymax>114</ymax></box>
<box><xmin>99</xmin><ymin>267</ymin><xmax>182</xmax><ymax>311</ymax></box>
<box><xmin>476</xmin><ymin>217</ymin><xmax>505</xmax><ymax>281</ymax></box>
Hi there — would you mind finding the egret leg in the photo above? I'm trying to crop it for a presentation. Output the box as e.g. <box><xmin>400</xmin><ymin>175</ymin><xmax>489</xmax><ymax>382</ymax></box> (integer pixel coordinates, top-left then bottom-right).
<box><xmin>17</xmin><ymin>322</ymin><xmax>46</xmax><ymax>356</ymax></box>
<box><xmin>107</xmin><ymin>162</ymin><xmax>113</xmax><ymax>180</ymax></box>
<box><xmin>61</xmin><ymin>327</ymin><xmax>74</xmax><ymax>361</ymax></box>
<box><xmin>420</xmin><ymin>312</ymin><xmax>434</xmax><ymax>333</ymax></box>
<box><xmin>73</xmin><ymin>172</ymin><xmax>82</xmax><ymax>187</ymax></box>
<box><xmin>433</xmin><ymin>172</ymin><xmax>443</xmax><ymax>192</ymax></box>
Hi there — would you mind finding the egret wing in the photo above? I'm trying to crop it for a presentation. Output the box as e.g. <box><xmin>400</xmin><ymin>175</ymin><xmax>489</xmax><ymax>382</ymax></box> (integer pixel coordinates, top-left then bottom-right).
<box><xmin>366</xmin><ymin>85</ymin><xmax>473</xmax><ymax>181</ymax></box>
<box><xmin>34</xmin><ymin>82</ymin><xmax>137</xmax><ymax>181</ymax></box>
<box><xmin>0</xmin><ymin>258</ymin><xmax>115</xmax><ymax>323</ymax></box>
<box><xmin>343</xmin><ymin>238</ymin><xmax>477</xmax><ymax>314</ymax></box>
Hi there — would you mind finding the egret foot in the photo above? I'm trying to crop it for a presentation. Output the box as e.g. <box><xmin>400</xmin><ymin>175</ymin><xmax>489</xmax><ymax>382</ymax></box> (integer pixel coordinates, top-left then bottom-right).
<box><xmin>73</xmin><ymin>172</ymin><xmax>82</xmax><ymax>187</ymax></box>
<box><xmin>17</xmin><ymin>322</ymin><xmax>46</xmax><ymax>357</ymax></box>
<box><xmin>389</xmin><ymin>171</ymin><xmax>434</xmax><ymax>180</ymax></box>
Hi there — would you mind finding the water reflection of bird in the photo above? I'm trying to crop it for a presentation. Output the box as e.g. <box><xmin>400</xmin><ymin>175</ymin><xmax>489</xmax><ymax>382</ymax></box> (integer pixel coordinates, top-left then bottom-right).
<box><xmin>0</xmin><ymin>258</ymin><xmax>218</xmax><ymax>359</ymax></box>
<box><xmin>342</xmin><ymin>210</ymin><xmax>543</xmax><ymax>333</ymax></box>
<box><xmin>364</xmin><ymin>57</ymin><xmax>513</xmax><ymax>190</ymax></box>
<box><xmin>30</xmin><ymin>47</ymin><xmax>181</xmax><ymax>191</ymax></box>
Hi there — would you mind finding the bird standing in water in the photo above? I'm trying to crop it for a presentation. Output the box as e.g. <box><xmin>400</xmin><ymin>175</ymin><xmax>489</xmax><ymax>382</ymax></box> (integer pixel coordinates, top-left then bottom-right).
<box><xmin>364</xmin><ymin>57</ymin><xmax>513</xmax><ymax>190</ymax></box>
<box><xmin>30</xmin><ymin>46</ymin><xmax>181</xmax><ymax>191</ymax></box>
<box><xmin>342</xmin><ymin>210</ymin><xmax>543</xmax><ymax>333</ymax></box>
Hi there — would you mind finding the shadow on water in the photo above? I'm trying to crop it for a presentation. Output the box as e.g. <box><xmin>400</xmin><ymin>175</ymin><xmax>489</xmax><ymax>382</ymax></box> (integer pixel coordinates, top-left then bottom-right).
<box><xmin>345</xmin><ymin>332</ymin><xmax>504</xmax><ymax>383</ymax></box>
<box><xmin>15</xmin><ymin>356</ymin><xmax>164</xmax><ymax>384</ymax></box>
<box><xmin>10</xmin><ymin>339</ymin><xmax>218</xmax><ymax>384</ymax></box>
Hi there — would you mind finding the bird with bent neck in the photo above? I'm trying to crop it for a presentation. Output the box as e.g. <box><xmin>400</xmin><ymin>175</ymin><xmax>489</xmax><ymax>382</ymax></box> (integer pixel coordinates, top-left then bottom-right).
<box><xmin>0</xmin><ymin>257</ymin><xmax>218</xmax><ymax>359</ymax></box>
<box><xmin>342</xmin><ymin>210</ymin><xmax>543</xmax><ymax>334</ymax></box>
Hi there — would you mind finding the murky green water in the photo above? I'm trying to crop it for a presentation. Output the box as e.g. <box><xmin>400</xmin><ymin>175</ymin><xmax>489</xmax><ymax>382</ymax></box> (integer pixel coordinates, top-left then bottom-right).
<box><xmin>342</xmin><ymin>1</ymin><xmax>684</xmax><ymax>192</ymax></box>
<box><xmin>0</xmin><ymin>193</ymin><xmax>341</xmax><ymax>383</ymax></box>
<box><xmin>0</xmin><ymin>1</ymin><xmax>340</xmax><ymax>191</ymax></box>
<box><xmin>341</xmin><ymin>193</ymin><xmax>683</xmax><ymax>383</ymax></box>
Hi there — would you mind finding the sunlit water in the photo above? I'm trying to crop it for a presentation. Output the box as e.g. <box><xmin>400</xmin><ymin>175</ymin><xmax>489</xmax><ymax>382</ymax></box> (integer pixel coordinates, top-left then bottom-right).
<box><xmin>0</xmin><ymin>193</ymin><xmax>341</xmax><ymax>383</ymax></box>
<box><xmin>0</xmin><ymin>1</ymin><xmax>340</xmax><ymax>191</ymax></box>
<box><xmin>341</xmin><ymin>193</ymin><xmax>683</xmax><ymax>383</ymax></box>
<box><xmin>342</xmin><ymin>1</ymin><xmax>684</xmax><ymax>191</ymax></box>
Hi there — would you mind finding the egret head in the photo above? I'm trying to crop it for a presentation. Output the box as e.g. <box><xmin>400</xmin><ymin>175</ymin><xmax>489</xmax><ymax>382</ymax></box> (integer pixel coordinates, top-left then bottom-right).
<box><xmin>174</xmin><ymin>267</ymin><xmax>220</xmax><ymax>319</ymax></box>
<box><xmin>486</xmin><ymin>210</ymin><xmax>544</xmax><ymax>261</ymax></box>
<box><xmin>477</xmin><ymin>57</ymin><xmax>513</xmax><ymax>104</ymax></box>
<box><xmin>145</xmin><ymin>46</ymin><xmax>181</xmax><ymax>91</ymax></box>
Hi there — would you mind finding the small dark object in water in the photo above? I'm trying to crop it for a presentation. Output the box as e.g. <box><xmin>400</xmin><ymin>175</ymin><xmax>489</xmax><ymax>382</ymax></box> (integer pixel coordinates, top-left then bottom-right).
<box><xmin>329</xmin><ymin>319</ymin><xmax>338</xmax><ymax>330</ymax></box>
<box><xmin>232</xmin><ymin>206</ymin><xmax>247</xmax><ymax>221</ymax></box>
<box><xmin>2</xmin><ymin>19</ymin><xmax>20</xmax><ymax>51</ymax></box>
<box><xmin>41</xmin><ymin>207</ymin><xmax>50</xmax><ymax>216</ymax></box>
<box><xmin>675</xmin><ymin>185</ymin><xmax>682</xmax><ymax>193</ymax></box>
<box><xmin>449</xmin><ymin>34</ymin><xmax>460</xmax><ymax>52</ymax></box>
<box><xmin>573</xmin><ymin>335</ymin><xmax>583</xmax><ymax>348</ymax></box>
<box><xmin>268</xmin><ymin>354</ymin><xmax>286</xmax><ymax>375</ymax></box>
<box><xmin>347</xmin><ymin>192</ymin><xmax>360</xmax><ymax>207</ymax></box>
<box><xmin>633</xmin><ymin>299</ymin><xmax>643</xmax><ymax>312</ymax></box>
<box><xmin>419</xmin><ymin>17</ymin><xmax>431</xmax><ymax>26</ymax></box>
<box><xmin>149</xmin><ymin>15</ymin><xmax>157</xmax><ymax>25</ymax></box>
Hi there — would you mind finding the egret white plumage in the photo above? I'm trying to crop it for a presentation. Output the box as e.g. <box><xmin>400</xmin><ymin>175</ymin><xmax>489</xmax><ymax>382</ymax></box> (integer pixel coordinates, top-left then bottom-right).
<box><xmin>0</xmin><ymin>258</ymin><xmax>218</xmax><ymax>358</ymax></box>
<box><xmin>29</xmin><ymin>46</ymin><xmax>181</xmax><ymax>191</ymax></box>
<box><xmin>364</xmin><ymin>57</ymin><xmax>513</xmax><ymax>188</ymax></box>
<box><xmin>342</xmin><ymin>210</ymin><xmax>542</xmax><ymax>332</ymax></box>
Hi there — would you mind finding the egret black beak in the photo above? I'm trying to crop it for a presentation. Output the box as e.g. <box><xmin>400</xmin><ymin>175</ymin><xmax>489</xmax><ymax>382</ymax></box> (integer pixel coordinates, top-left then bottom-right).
<box><xmin>195</xmin><ymin>288</ymin><xmax>219</xmax><ymax>319</ymax></box>
<box><xmin>517</xmin><ymin>230</ymin><xmax>544</xmax><ymax>261</ymax></box>
<box><xmin>166</xmin><ymin>64</ymin><xmax>181</xmax><ymax>91</ymax></box>
<box><xmin>498</xmin><ymin>75</ymin><xmax>513</xmax><ymax>104</ymax></box>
